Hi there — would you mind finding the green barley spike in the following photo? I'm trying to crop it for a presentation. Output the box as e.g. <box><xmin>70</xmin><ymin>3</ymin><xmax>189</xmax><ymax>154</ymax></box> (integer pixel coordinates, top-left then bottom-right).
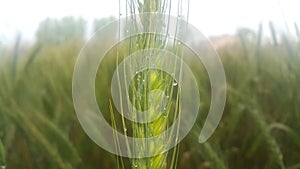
<box><xmin>269</xmin><ymin>21</ymin><xmax>278</xmax><ymax>46</ymax></box>
<box><xmin>123</xmin><ymin>0</ymin><xmax>183</xmax><ymax>169</ymax></box>
<box><xmin>295</xmin><ymin>22</ymin><xmax>300</xmax><ymax>42</ymax></box>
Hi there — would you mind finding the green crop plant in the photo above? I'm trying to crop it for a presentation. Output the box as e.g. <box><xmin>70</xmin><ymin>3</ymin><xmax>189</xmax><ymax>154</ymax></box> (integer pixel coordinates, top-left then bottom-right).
<box><xmin>102</xmin><ymin>0</ymin><xmax>192</xmax><ymax>168</ymax></box>
<box><xmin>0</xmin><ymin>1</ymin><xmax>300</xmax><ymax>168</ymax></box>
<box><xmin>0</xmin><ymin>139</ymin><xmax>5</xmax><ymax>168</ymax></box>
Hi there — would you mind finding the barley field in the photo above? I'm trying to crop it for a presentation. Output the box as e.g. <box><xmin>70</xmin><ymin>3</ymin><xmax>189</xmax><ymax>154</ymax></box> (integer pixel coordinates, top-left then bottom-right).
<box><xmin>0</xmin><ymin>12</ymin><xmax>300</xmax><ymax>169</ymax></box>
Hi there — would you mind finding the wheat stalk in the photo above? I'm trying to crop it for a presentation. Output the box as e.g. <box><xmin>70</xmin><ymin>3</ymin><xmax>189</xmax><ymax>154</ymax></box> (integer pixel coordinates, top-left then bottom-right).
<box><xmin>110</xmin><ymin>0</ymin><xmax>188</xmax><ymax>168</ymax></box>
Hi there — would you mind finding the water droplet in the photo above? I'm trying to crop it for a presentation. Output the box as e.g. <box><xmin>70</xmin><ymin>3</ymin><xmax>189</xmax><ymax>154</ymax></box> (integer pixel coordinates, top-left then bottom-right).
<box><xmin>178</xmin><ymin>42</ymin><xmax>181</xmax><ymax>45</ymax></box>
<box><xmin>126</xmin><ymin>30</ymin><xmax>129</xmax><ymax>33</ymax></box>
<box><xmin>132</xmin><ymin>162</ymin><xmax>138</xmax><ymax>168</ymax></box>
<box><xmin>135</xmin><ymin>71</ymin><xmax>139</xmax><ymax>74</ymax></box>
<box><xmin>173</xmin><ymin>82</ymin><xmax>178</xmax><ymax>86</ymax></box>
<box><xmin>166</xmin><ymin>96</ymin><xmax>170</xmax><ymax>98</ymax></box>
<box><xmin>142</xmin><ymin>79</ymin><xmax>145</xmax><ymax>82</ymax></box>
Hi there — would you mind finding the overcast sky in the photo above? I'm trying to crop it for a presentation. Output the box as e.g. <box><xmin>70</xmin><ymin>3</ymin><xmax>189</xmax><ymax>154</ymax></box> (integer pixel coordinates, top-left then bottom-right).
<box><xmin>0</xmin><ymin>0</ymin><xmax>299</xmax><ymax>43</ymax></box>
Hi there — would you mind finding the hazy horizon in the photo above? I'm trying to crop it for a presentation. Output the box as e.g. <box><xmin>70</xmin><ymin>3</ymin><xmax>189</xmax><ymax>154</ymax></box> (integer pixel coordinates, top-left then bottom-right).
<box><xmin>1</xmin><ymin>0</ymin><xmax>299</xmax><ymax>44</ymax></box>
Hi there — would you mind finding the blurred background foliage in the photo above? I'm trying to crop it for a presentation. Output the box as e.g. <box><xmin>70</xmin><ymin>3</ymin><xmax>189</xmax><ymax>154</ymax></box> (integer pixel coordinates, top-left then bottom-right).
<box><xmin>36</xmin><ymin>17</ymin><xmax>86</xmax><ymax>45</ymax></box>
<box><xmin>0</xmin><ymin>16</ymin><xmax>300</xmax><ymax>169</ymax></box>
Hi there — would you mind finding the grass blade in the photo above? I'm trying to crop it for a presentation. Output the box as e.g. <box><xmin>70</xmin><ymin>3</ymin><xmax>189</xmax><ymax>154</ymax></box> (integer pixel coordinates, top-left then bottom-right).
<box><xmin>0</xmin><ymin>139</ymin><xmax>5</xmax><ymax>166</ymax></box>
